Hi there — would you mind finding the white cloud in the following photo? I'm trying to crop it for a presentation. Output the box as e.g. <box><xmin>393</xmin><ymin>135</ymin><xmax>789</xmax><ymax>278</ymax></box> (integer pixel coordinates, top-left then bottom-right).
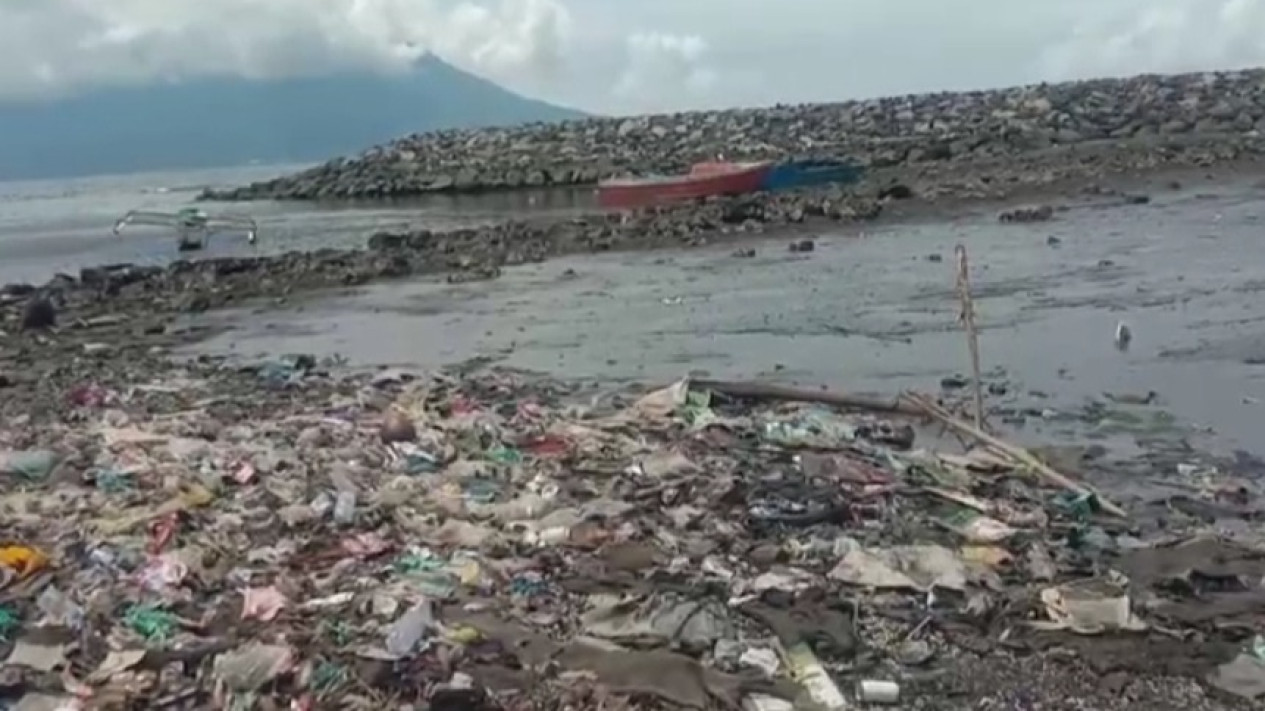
<box><xmin>0</xmin><ymin>0</ymin><xmax>573</xmax><ymax>101</ymax></box>
<box><xmin>441</xmin><ymin>0</ymin><xmax>570</xmax><ymax>78</ymax></box>
<box><xmin>613</xmin><ymin>32</ymin><xmax>719</xmax><ymax>113</ymax></box>
<box><xmin>4</xmin><ymin>0</ymin><xmax>1265</xmax><ymax>114</ymax></box>
<box><xmin>1040</xmin><ymin>0</ymin><xmax>1265</xmax><ymax>80</ymax></box>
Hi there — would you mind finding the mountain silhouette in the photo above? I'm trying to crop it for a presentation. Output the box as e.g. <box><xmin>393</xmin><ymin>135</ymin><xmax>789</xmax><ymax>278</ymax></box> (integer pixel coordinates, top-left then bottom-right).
<box><xmin>0</xmin><ymin>55</ymin><xmax>586</xmax><ymax>181</ymax></box>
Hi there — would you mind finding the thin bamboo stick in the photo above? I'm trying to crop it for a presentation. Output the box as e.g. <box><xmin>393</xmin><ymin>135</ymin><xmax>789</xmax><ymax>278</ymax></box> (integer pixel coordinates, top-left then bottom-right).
<box><xmin>954</xmin><ymin>244</ymin><xmax>985</xmax><ymax>430</ymax></box>
<box><xmin>903</xmin><ymin>391</ymin><xmax>1127</xmax><ymax>518</ymax></box>
<box><xmin>690</xmin><ymin>379</ymin><xmax>920</xmax><ymax>415</ymax></box>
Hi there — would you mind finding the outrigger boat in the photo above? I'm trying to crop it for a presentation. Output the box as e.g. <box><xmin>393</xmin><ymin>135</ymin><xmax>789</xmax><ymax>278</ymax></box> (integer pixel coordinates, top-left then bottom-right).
<box><xmin>112</xmin><ymin>207</ymin><xmax>258</xmax><ymax>251</ymax></box>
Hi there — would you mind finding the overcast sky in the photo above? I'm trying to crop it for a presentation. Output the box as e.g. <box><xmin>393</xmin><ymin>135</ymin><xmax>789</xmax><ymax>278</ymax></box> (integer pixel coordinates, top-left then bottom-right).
<box><xmin>2</xmin><ymin>0</ymin><xmax>1264</xmax><ymax>115</ymax></box>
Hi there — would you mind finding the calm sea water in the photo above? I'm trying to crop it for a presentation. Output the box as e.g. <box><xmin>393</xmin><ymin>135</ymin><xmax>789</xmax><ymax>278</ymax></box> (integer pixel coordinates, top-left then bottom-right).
<box><xmin>0</xmin><ymin>164</ymin><xmax>595</xmax><ymax>286</ymax></box>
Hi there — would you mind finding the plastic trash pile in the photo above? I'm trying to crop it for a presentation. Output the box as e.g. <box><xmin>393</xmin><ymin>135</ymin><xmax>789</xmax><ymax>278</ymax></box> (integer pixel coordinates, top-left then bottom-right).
<box><xmin>0</xmin><ymin>364</ymin><xmax>1261</xmax><ymax>709</ymax></box>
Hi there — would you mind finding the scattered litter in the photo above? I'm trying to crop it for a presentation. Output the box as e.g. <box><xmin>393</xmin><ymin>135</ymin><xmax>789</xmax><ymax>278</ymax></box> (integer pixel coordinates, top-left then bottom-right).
<box><xmin>0</xmin><ymin>364</ymin><xmax>1253</xmax><ymax>707</ymax></box>
<box><xmin>829</xmin><ymin>539</ymin><xmax>982</xmax><ymax>592</ymax></box>
<box><xmin>784</xmin><ymin>641</ymin><xmax>848</xmax><ymax>710</ymax></box>
<box><xmin>739</xmin><ymin>646</ymin><xmax>781</xmax><ymax>677</ymax></box>
<box><xmin>1034</xmin><ymin>576</ymin><xmax>1147</xmax><ymax>634</ymax></box>
<box><xmin>0</xmin><ymin>450</ymin><xmax>59</xmax><ymax>480</ymax></box>
<box><xmin>5</xmin><ymin>638</ymin><xmax>68</xmax><ymax>672</ymax></box>
<box><xmin>1210</xmin><ymin>642</ymin><xmax>1265</xmax><ymax>700</ymax></box>
<box><xmin>856</xmin><ymin>679</ymin><xmax>901</xmax><ymax>704</ymax></box>
<box><xmin>212</xmin><ymin>643</ymin><xmax>294</xmax><ymax>691</ymax></box>
<box><xmin>0</xmin><ymin>545</ymin><xmax>49</xmax><ymax>578</ymax></box>
<box><xmin>88</xmin><ymin>648</ymin><xmax>147</xmax><ymax>683</ymax></box>
<box><xmin>944</xmin><ymin>511</ymin><xmax>1017</xmax><ymax>544</ymax></box>
<box><xmin>241</xmin><ymin>586</ymin><xmax>288</xmax><ymax>621</ymax></box>
<box><xmin>382</xmin><ymin>600</ymin><xmax>436</xmax><ymax>658</ymax></box>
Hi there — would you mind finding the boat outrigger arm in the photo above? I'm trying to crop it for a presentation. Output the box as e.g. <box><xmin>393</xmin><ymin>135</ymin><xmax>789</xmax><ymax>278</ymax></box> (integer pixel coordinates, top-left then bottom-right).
<box><xmin>112</xmin><ymin>208</ymin><xmax>258</xmax><ymax>251</ymax></box>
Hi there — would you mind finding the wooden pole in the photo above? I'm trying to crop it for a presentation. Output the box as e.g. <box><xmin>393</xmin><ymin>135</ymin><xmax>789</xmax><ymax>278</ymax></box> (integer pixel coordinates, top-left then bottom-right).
<box><xmin>690</xmin><ymin>379</ymin><xmax>921</xmax><ymax>415</ymax></box>
<box><xmin>954</xmin><ymin>244</ymin><xmax>985</xmax><ymax>430</ymax></box>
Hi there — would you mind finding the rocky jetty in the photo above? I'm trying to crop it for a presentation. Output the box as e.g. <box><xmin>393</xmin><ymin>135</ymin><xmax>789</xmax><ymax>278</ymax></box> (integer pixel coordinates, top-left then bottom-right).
<box><xmin>204</xmin><ymin>68</ymin><xmax>1265</xmax><ymax>201</ymax></box>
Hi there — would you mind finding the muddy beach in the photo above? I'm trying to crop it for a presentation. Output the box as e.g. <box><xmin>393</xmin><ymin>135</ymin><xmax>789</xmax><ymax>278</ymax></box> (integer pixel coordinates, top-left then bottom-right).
<box><xmin>189</xmin><ymin>175</ymin><xmax>1265</xmax><ymax>456</ymax></box>
<box><xmin>4</xmin><ymin>133</ymin><xmax>1265</xmax><ymax>707</ymax></box>
<box><xmin>3</xmin><ymin>147</ymin><xmax>1254</xmax><ymax>326</ymax></box>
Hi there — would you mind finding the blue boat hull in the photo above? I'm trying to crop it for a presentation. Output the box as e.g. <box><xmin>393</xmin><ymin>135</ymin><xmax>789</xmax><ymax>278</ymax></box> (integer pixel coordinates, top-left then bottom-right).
<box><xmin>761</xmin><ymin>160</ymin><xmax>865</xmax><ymax>192</ymax></box>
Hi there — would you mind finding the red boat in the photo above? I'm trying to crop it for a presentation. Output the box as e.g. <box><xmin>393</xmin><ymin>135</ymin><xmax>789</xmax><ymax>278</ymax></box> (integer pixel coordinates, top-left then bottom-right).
<box><xmin>597</xmin><ymin>160</ymin><xmax>771</xmax><ymax>210</ymax></box>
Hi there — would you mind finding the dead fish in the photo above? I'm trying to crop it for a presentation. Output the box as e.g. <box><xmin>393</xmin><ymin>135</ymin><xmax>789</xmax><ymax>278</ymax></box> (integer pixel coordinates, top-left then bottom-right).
<box><xmin>1114</xmin><ymin>321</ymin><xmax>1132</xmax><ymax>351</ymax></box>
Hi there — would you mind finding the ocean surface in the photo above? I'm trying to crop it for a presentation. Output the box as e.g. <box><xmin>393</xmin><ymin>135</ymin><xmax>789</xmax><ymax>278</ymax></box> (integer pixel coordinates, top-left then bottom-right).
<box><xmin>0</xmin><ymin>164</ymin><xmax>595</xmax><ymax>286</ymax></box>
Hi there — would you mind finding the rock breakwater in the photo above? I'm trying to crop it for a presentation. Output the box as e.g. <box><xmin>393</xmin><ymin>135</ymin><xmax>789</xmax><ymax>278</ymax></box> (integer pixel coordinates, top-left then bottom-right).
<box><xmin>205</xmin><ymin>68</ymin><xmax>1265</xmax><ymax>201</ymax></box>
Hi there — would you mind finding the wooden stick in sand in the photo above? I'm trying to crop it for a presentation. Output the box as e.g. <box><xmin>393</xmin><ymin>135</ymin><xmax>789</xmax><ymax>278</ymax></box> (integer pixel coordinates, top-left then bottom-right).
<box><xmin>691</xmin><ymin>379</ymin><xmax>921</xmax><ymax>415</ymax></box>
<box><xmin>903</xmin><ymin>391</ymin><xmax>1128</xmax><ymax>518</ymax></box>
<box><xmin>954</xmin><ymin>244</ymin><xmax>986</xmax><ymax>430</ymax></box>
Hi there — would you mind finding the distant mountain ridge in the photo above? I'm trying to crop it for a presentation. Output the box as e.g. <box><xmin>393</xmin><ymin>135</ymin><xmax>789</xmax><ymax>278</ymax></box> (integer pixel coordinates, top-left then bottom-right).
<box><xmin>0</xmin><ymin>55</ymin><xmax>587</xmax><ymax>181</ymax></box>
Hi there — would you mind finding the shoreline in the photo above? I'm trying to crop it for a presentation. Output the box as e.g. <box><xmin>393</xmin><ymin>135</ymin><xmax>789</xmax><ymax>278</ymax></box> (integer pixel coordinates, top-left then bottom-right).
<box><xmin>4</xmin><ymin>150</ymin><xmax>1261</xmax><ymax>319</ymax></box>
<box><xmin>1</xmin><ymin>150</ymin><xmax>1262</xmax><ymax>419</ymax></box>
<box><xmin>201</xmin><ymin>68</ymin><xmax>1265</xmax><ymax>201</ymax></box>
<box><xmin>0</xmin><ymin>152</ymin><xmax>1257</xmax><ymax>423</ymax></box>
<box><xmin>1</xmin><ymin>151</ymin><xmax>1263</xmax><ymax>709</ymax></box>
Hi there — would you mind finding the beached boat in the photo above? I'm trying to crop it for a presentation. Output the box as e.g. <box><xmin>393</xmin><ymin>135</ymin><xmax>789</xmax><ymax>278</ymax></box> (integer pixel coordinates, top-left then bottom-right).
<box><xmin>761</xmin><ymin>158</ymin><xmax>865</xmax><ymax>192</ymax></box>
<box><xmin>112</xmin><ymin>207</ymin><xmax>258</xmax><ymax>252</ymax></box>
<box><xmin>597</xmin><ymin>161</ymin><xmax>771</xmax><ymax>209</ymax></box>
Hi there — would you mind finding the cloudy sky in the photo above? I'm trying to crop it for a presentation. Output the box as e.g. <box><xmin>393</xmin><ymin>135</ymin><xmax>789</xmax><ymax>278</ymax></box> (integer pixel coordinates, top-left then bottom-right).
<box><xmin>1</xmin><ymin>0</ymin><xmax>1264</xmax><ymax>115</ymax></box>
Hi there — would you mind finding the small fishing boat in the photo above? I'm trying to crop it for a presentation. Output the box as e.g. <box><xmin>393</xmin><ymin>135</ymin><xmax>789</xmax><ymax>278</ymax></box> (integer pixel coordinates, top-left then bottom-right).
<box><xmin>597</xmin><ymin>161</ymin><xmax>771</xmax><ymax>210</ymax></box>
<box><xmin>761</xmin><ymin>158</ymin><xmax>865</xmax><ymax>192</ymax></box>
<box><xmin>112</xmin><ymin>207</ymin><xmax>258</xmax><ymax>252</ymax></box>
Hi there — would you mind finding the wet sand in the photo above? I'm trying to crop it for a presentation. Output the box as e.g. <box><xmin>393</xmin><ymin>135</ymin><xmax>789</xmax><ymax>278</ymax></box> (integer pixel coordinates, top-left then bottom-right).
<box><xmin>186</xmin><ymin>176</ymin><xmax>1265</xmax><ymax>465</ymax></box>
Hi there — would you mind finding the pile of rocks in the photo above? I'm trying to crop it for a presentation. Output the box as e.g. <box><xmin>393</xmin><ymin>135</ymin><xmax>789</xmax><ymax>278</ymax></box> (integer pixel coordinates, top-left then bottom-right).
<box><xmin>204</xmin><ymin>68</ymin><xmax>1265</xmax><ymax>201</ymax></box>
